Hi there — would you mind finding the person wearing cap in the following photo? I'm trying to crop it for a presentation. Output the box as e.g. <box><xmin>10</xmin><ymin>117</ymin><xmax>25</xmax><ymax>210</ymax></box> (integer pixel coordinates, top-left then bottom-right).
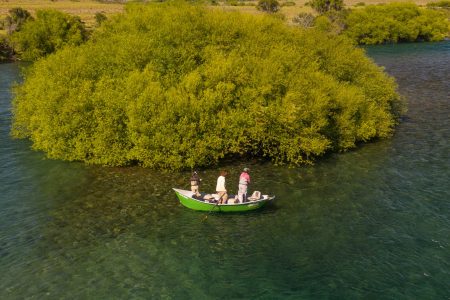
<box><xmin>190</xmin><ymin>171</ymin><xmax>201</xmax><ymax>198</ymax></box>
<box><xmin>238</xmin><ymin>167</ymin><xmax>251</xmax><ymax>203</ymax></box>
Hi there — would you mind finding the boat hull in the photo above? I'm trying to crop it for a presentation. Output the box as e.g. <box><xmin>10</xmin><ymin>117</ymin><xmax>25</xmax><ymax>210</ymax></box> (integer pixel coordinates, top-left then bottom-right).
<box><xmin>173</xmin><ymin>188</ymin><xmax>274</xmax><ymax>212</ymax></box>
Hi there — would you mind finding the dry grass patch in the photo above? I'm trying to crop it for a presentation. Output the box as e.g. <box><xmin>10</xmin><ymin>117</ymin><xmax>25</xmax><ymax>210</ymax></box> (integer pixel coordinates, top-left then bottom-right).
<box><xmin>0</xmin><ymin>0</ymin><xmax>123</xmax><ymax>28</ymax></box>
<box><xmin>211</xmin><ymin>0</ymin><xmax>429</xmax><ymax>23</ymax></box>
<box><xmin>0</xmin><ymin>0</ymin><xmax>432</xmax><ymax>28</ymax></box>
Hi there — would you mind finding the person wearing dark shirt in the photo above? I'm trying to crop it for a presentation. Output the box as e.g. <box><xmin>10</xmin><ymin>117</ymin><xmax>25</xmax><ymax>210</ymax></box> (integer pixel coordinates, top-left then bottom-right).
<box><xmin>190</xmin><ymin>171</ymin><xmax>201</xmax><ymax>198</ymax></box>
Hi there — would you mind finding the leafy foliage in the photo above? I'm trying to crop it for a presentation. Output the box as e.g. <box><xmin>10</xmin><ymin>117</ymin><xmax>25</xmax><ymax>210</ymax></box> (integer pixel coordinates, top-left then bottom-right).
<box><xmin>314</xmin><ymin>15</ymin><xmax>333</xmax><ymax>31</ymax></box>
<box><xmin>3</xmin><ymin>7</ymin><xmax>33</xmax><ymax>35</ymax></box>
<box><xmin>307</xmin><ymin>0</ymin><xmax>344</xmax><ymax>14</ymax></box>
<box><xmin>10</xmin><ymin>9</ymin><xmax>88</xmax><ymax>61</ymax></box>
<box><xmin>12</xmin><ymin>3</ymin><xmax>403</xmax><ymax>170</ymax></box>
<box><xmin>95</xmin><ymin>12</ymin><xmax>108</xmax><ymax>27</ymax></box>
<box><xmin>0</xmin><ymin>35</ymin><xmax>15</xmax><ymax>61</ymax></box>
<box><xmin>281</xmin><ymin>1</ymin><xmax>296</xmax><ymax>7</ymax></box>
<box><xmin>426</xmin><ymin>0</ymin><xmax>450</xmax><ymax>8</ymax></box>
<box><xmin>306</xmin><ymin>0</ymin><xmax>346</xmax><ymax>33</ymax></box>
<box><xmin>344</xmin><ymin>3</ymin><xmax>449</xmax><ymax>44</ymax></box>
<box><xmin>257</xmin><ymin>0</ymin><xmax>280</xmax><ymax>13</ymax></box>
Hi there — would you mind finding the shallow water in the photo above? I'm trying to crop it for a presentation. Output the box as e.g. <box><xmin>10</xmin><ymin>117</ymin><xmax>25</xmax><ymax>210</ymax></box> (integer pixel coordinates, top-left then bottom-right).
<box><xmin>0</xmin><ymin>42</ymin><xmax>449</xmax><ymax>299</ymax></box>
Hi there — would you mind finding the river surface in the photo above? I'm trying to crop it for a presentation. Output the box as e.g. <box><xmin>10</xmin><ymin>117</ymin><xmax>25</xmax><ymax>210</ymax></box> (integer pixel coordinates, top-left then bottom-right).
<box><xmin>0</xmin><ymin>42</ymin><xmax>449</xmax><ymax>299</ymax></box>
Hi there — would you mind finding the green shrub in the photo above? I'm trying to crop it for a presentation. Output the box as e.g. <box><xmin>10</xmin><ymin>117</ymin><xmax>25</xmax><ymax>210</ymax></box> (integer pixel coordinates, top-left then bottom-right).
<box><xmin>324</xmin><ymin>8</ymin><xmax>349</xmax><ymax>32</ymax></box>
<box><xmin>308</xmin><ymin>0</ymin><xmax>344</xmax><ymax>14</ymax></box>
<box><xmin>281</xmin><ymin>1</ymin><xmax>296</xmax><ymax>7</ymax></box>
<box><xmin>12</xmin><ymin>3</ymin><xmax>403</xmax><ymax>170</ymax></box>
<box><xmin>354</xmin><ymin>2</ymin><xmax>365</xmax><ymax>6</ymax></box>
<box><xmin>344</xmin><ymin>3</ymin><xmax>449</xmax><ymax>44</ymax></box>
<box><xmin>226</xmin><ymin>0</ymin><xmax>239</xmax><ymax>5</ymax></box>
<box><xmin>257</xmin><ymin>0</ymin><xmax>280</xmax><ymax>12</ymax></box>
<box><xmin>0</xmin><ymin>35</ymin><xmax>15</xmax><ymax>61</ymax></box>
<box><xmin>95</xmin><ymin>12</ymin><xmax>108</xmax><ymax>27</ymax></box>
<box><xmin>10</xmin><ymin>9</ymin><xmax>88</xmax><ymax>61</ymax></box>
<box><xmin>3</xmin><ymin>7</ymin><xmax>33</xmax><ymax>35</ymax></box>
<box><xmin>314</xmin><ymin>15</ymin><xmax>332</xmax><ymax>31</ymax></box>
<box><xmin>225</xmin><ymin>0</ymin><xmax>252</xmax><ymax>5</ymax></box>
<box><xmin>426</xmin><ymin>0</ymin><xmax>450</xmax><ymax>8</ymax></box>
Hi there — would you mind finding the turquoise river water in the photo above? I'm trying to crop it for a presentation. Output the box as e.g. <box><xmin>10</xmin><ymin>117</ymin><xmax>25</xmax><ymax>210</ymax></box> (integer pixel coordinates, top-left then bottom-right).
<box><xmin>0</xmin><ymin>42</ymin><xmax>449</xmax><ymax>299</ymax></box>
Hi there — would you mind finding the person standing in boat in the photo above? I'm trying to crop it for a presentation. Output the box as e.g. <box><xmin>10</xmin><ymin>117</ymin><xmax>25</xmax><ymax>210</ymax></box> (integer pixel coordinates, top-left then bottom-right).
<box><xmin>190</xmin><ymin>171</ymin><xmax>201</xmax><ymax>198</ymax></box>
<box><xmin>238</xmin><ymin>167</ymin><xmax>251</xmax><ymax>203</ymax></box>
<box><xmin>216</xmin><ymin>170</ymin><xmax>228</xmax><ymax>204</ymax></box>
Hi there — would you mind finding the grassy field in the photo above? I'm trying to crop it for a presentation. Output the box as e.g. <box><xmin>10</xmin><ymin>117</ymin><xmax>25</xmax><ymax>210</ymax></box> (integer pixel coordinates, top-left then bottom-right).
<box><xmin>0</xmin><ymin>0</ymin><xmax>123</xmax><ymax>28</ymax></box>
<box><xmin>217</xmin><ymin>0</ymin><xmax>433</xmax><ymax>23</ymax></box>
<box><xmin>0</xmin><ymin>0</ymin><xmax>436</xmax><ymax>30</ymax></box>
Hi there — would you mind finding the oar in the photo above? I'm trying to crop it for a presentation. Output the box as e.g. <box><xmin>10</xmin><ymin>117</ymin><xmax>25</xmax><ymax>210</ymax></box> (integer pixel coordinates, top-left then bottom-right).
<box><xmin>202</xmin><ymin>194</ymin><xmax>223</xmax><ymax>221</ymax></box>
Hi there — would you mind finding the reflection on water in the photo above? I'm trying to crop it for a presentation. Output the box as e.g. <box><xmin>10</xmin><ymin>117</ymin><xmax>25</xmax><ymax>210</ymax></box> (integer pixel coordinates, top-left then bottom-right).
<box><xmin>1</xmin><ymin>42</ymin><xmax>449</xmax><ymax>299</ymax></box>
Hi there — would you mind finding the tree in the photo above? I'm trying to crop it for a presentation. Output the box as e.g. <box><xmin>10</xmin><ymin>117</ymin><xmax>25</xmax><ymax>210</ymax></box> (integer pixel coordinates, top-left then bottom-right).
<box><xmin>0</xmin><ymin>36</ymin><xmax>15</xmax><ymax>61</ymax></box>
<box><xmin>257</xmin><ymin>0</ymin><xmax>280</xmax><ymax>13</ymax></box>
<box><xmin>343</xmin><ymin>3</ymin><xmax>449</xmax><ymax>44</ymax></box>
<box><xmin>95</xmin><ymin>12</ymin><xmax>107</xmax><ymax>27</ymax></box>
<box><xmin>308</xmin><ymin>0</ymin><xmax>344</xmax><ymax>14</ymax></box>
<box><xmin>10</xmin><ymin>9</ymin><xmax>88</xmax><ymax>61</ymax></box>
<box><xmin>12</xmin><ymin>3</ymin><xmax>403</xmax><ymax>170</ymax></box>
<box><xmin>4</xmin><ymin>7</ymin><xmax>33</xmax><ymax>35</ymax></box>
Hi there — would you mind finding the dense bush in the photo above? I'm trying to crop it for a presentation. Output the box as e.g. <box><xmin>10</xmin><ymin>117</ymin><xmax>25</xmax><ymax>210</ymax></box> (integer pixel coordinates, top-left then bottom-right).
<box><xmin>95</xmin><ymin>12</ymin><xmax>108</xmax><ymax>27</ymax></box>
<box><xmin>12</xmin><ymin>3</ymin><xmax>403</xmax><ymax>170</ymax></box>
<box><xmin>426</xmin><ymin>0</ymin><xmax>450</xmax><ymax>8</ymax></box>
<box><xmin>10</xmin><ymin>9</ymin><xmax>88</xmax><ymax>61</ymax></box>
<box><xmin>257</xmin><ymin>0</ymin><xmax>280</xmax><ymax>12</ymax></box>
<box><xmin>307</xmin><ymin>0</ymin><xmax>344</xmax><ymax>14</ymax></box>
<box><xmin>344</xmin><ymin>3</ymin><xmax>449</xmax><ymax>44</ymax></box>
<box><xmin>3</xmin><ymin>7</ymin><xmax>33</xmax><ymax>35</ymax></box>
<box><xmin>0</xmin><ymin>36</ymin><xmax>15</xmax><ymax>61</ymax></box>
<box><xmin>314</xmin><ymin>15</ymin><xmax>333</xmax><ymax>31</ymax></box>
<box><xmin>281</xmin><ymin>1</ymin><xmax>296</xmax><ymax>7</ymax></box>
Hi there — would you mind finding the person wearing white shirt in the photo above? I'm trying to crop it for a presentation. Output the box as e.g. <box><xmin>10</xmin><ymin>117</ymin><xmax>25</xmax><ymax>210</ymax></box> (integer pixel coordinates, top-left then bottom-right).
<box><xmin>216</xmin><ymin>170</ymin><xmax>228</xmax><ymax>204</ymax></box>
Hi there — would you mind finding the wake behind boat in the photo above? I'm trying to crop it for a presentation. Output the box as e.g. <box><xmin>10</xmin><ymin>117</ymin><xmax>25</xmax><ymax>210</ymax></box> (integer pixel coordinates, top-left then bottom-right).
<box><xmin>173</xmin><ymin>188</ymin><xmax>275</xmax><ymax>212</ymax></box>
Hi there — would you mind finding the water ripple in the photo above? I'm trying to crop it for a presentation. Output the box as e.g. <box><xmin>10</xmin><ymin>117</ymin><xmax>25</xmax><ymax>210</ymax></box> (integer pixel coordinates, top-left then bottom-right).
<box><xmin>1</xmin><ymin>43</ymin><xmax>449</xmax><ymax>298</ymax></box>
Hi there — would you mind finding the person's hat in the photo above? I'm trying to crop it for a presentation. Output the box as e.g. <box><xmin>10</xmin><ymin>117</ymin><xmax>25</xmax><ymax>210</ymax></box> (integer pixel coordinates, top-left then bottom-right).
<box><xmin>243</xmin><ymin>167</ymin><xmax>250</xmax><ymax>172</ymax></box>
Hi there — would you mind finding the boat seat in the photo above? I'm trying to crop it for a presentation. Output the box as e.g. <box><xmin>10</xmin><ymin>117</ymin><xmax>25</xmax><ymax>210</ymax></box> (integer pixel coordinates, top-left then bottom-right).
<box><xmin>228</xmin><ymin>198</ymin><xmax>239</xmax><ymax>204</ymax></box>
<box><xmin>203</xmin><ymin>194</ymin><xmax>215</xmax><ymax>200</ymax></box>
<box><xmin>248</xmin><ymin>191</ymin><xmax>261</xmax><ymax>201</ymax></box>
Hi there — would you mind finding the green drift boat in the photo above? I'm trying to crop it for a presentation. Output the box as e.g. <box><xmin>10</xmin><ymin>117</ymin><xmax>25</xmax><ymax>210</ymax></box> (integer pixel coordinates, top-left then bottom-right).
<box><xmin>173</xmin><ymin>188</ymin><xmax>275</xmax><ymax>212</ymax></box>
